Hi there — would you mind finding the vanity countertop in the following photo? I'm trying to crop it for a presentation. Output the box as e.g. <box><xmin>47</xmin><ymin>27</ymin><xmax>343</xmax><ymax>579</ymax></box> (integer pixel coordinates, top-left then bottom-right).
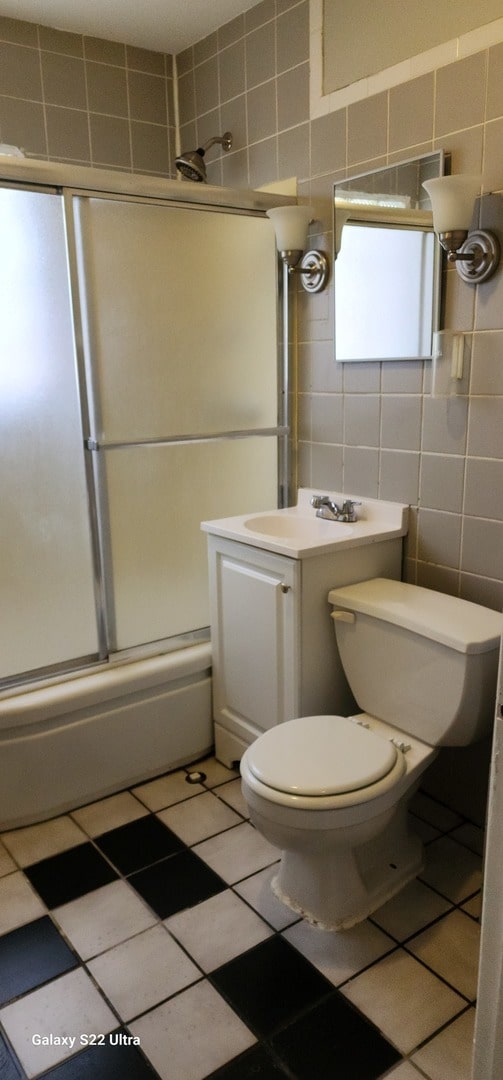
<box><xmin>201</xmin><ymin>489</ymin><xmax>408</xmax><ymax>559</ymax></box>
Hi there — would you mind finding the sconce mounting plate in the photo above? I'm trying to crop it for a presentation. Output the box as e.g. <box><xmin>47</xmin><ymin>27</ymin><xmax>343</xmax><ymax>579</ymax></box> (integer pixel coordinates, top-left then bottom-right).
<box><xmin>455</xmin><ymin>229</ymin><xmax>501</xmax><ymax>284</ymax></box>
<box><xmin>298</xmin><ymin>250</ymin><xmax>330</xmax><ymax>293</ymax></box>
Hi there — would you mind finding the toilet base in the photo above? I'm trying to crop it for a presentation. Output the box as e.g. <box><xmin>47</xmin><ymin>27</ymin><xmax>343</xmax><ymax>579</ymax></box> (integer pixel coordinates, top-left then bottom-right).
<box><xmin>270</xmin><ymin>807</ymin><xmax>424</xmax><ymax>931</ymax></box>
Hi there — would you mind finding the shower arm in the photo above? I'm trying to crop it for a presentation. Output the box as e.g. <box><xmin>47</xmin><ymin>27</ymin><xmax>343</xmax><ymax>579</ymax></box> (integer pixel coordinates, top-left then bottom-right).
<box><xmin>202</xmin><ymin>133</ymin><xmax>233</xmax><ymax>154</ymax></box>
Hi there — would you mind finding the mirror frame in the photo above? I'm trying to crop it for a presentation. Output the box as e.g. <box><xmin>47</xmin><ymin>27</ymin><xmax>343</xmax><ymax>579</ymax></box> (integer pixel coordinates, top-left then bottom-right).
<box><xmin>333</xmin><ymin>150</ymin><xmax>447</xmax><ymax>363</ymax></box>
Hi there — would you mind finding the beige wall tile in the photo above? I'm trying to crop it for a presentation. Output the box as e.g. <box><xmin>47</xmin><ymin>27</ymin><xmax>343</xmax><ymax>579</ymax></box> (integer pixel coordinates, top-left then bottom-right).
<box><xmin>276</xmin><ymin>1</ymin><xmax>309</xmax><ymax>73</ymax></box>
<box><xmin>245</xmin><ymin>21</ymin><xmax>275</xmax><ymax>89</ymax></box>
<box><xmin>128</xmin><ymin>71</ymin><xmax>167</xmax><ymax>125</ymax></box>
<box><xmin>461</xmin><ymin>517</ymin><xmax>503</xmax><ymax>578</ymax></box>
<box><xmin>83</xmin><ymin>36</ymin><xmax>126</xmax><ymax>66</ymax></box>
<box><xmin>0</xmin><ymin>40</ymin><xmax>42</xmax><ymax>99</ymax></box>
<box><xmin>0</xmin><ymin>16</ymin><xmax>38</xmax><ymax>47</ymax></box>
<box><xmin>389</xmin><ymin>73</ymin><xmax>434</xmax><ymax>152</ymax></box>
<box><xmin>46</xmin><ymin>104</ymin><xmax>91</xmax><ymax>161</ymax></box>
<box><xmin>348</xmin><ymin>92</ymin><xmax>388</xmax><ymax>165</ymax></box>
<box><xmin>435</xmin><ymin>53</ymin><xmax>487</xmax><ymax>136</ymax></box>
<box><xmin>277</xmin><ymin>63</ymin><xmax>309</xmax><ymax>130</ymax></box>
<box><xmin>86</xmin><ymin>62</ymin><xmax>128</xmax><ymax>118</ymax></box>
<box><xmin>486</xmin><ymin>42</ymin><xmax>503</xmax><ymax>120</ymax></box>
<box><xmin>41</xmin><ymin>52</ymin><xmax>87</xmax><ymax>110</ymax></box>
<box><xmin>89</xmin><ymin>113</ymin><xmax>131</xmax><ymax>169</ymax></box>
<box><xmin>219</xmin><ymin>40</ymin><xmax>245</xmax><ymax>102</ymax></box>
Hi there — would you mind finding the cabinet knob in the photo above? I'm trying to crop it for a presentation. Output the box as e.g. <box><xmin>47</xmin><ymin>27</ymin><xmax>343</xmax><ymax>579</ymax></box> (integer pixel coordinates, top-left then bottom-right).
<box><xmin>280</xmin><ymin>583</ymin><xmax>290</xmax><ymax>593</ymax></box>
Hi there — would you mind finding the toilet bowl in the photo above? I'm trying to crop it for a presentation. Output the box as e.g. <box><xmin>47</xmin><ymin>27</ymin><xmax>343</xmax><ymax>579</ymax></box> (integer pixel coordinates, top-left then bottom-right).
<box><xmin>241</xmin><ymin>712</ymin><xmax>435</xmax><ymax>929</ymax></box>
<box><xmin>240</xmin><ymin>578</ymin><xmax>501</xmax><ymax>930</ymax></box>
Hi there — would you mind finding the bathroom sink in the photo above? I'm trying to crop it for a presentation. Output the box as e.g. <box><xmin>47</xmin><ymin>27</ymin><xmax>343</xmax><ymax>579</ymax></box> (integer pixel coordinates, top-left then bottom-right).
<box><xmin>201</xmin><ymin>489</ymin><xmax>409</xmax><ymax>559</ymax></box>
<box><xmin>244</xmin><ymin>513</ymin><xmax>353</xmax><ymax>540</ymax></box>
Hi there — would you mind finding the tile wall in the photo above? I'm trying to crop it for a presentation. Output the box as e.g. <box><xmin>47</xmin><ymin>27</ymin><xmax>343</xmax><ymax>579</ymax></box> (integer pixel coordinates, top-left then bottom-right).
<box><xmin>0</xmin><ymin>15</ymin><xmax>176</xmax><ymax>175</ymax></box>
<box><xmin>2</xmin><ymin>1</ymin><xmax>501</xmax><ymax>607</ymax></box>
<box><xmin>177</xmin><ymin>0</ymin><xmax>503</xmax><ymax>613</ymax></box>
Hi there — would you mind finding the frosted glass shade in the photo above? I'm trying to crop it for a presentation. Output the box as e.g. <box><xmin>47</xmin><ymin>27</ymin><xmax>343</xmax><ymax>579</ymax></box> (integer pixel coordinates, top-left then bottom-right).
<box><xmin>266</xmin><ymin>205</ymin><xmax>312</xmax><ymax>251</ymax></box>
<box><xmin>422</xmin><ymin>175</ymin><xmax>481</xmax><ymax>233</ymax></box>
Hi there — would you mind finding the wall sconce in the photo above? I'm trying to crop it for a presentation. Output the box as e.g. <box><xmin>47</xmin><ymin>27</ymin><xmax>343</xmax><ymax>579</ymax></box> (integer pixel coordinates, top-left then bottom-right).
<box><xmin>266</xmin><ymin>206</ymin><xmax>330</xmax><ymax>293</ymax></box>
<box><xmin>422</xmin><ymin>175</ymin><xmax>501</xmax><ymax>284</ymax></box>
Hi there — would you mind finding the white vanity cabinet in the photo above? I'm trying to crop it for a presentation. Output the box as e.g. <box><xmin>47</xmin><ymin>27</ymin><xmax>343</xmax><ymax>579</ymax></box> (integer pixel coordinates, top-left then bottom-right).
<box><xmin>205</xmin><ymin>505</ymin><xmax>406</xmax><ymax>767</ymax></box>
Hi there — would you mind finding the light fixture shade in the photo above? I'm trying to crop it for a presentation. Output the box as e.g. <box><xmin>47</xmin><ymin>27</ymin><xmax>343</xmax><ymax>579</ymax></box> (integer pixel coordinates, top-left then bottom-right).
<box><xmin>422</xmin><ymin>175</ymin><xmax>481</xmax><ymax>233</ymax></box>
<box><xmin>266</xmin><ymin>205</ymin><xmax>312</xmax><ymax>252</ymax></box>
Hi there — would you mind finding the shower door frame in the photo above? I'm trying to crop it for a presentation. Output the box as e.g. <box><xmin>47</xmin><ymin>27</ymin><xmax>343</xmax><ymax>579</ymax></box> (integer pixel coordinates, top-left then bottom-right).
<box><xmin>0</xmin><ymin>159</ymin><xmax>294</xmax><ymax>691</ymax></box>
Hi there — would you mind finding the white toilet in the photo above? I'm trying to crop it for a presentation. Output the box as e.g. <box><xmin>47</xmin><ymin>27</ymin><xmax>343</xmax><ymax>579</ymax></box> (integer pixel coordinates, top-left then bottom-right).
<box><xmin>240</xmin><ymin>578</ymin><xmax>501</xmax><ymax>930</ymax></box>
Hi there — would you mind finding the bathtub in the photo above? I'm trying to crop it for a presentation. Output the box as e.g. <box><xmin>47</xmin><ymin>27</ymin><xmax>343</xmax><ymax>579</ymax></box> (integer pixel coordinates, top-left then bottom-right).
<box><xmin>0</xmin><ymin>643</ymin><xmax>213</xmax><ymax>829</ymax></box>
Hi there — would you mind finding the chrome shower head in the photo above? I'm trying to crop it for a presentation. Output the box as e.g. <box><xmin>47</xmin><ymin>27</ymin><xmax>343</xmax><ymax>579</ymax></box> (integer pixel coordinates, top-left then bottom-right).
<box><xmin>175</xmin><ymin>131</ymin><xmax>233</xmax><ymax>182</ymax></box>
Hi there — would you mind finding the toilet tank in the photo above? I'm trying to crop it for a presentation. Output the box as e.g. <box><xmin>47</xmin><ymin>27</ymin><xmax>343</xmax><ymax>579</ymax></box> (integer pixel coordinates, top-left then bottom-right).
<box><xmin>328</xmin><ymin>578</ymin><xmax>502</xmax><ymax>747</ymax></box>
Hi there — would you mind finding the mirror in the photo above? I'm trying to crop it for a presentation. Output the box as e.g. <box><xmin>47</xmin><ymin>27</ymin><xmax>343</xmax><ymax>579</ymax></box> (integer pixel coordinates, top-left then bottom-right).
<box><xmin>333</xmin><ymin>151</ymin><xmax>445</xmax><ymax>363</ymax></box>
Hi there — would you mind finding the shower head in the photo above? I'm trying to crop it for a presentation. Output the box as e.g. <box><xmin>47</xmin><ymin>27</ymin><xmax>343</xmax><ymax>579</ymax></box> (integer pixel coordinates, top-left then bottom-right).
<box><xmin>175</xmin><ymin>131</ymin><xmax>233</xmax><ymax>182</ymax></box>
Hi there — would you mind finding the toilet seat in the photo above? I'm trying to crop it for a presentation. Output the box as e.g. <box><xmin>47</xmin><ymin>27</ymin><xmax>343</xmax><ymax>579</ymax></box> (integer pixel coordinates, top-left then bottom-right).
<box><xmin>244</xmin><ymin>715</ymin><xmax>405</xmax><ymax>810</ymax></box>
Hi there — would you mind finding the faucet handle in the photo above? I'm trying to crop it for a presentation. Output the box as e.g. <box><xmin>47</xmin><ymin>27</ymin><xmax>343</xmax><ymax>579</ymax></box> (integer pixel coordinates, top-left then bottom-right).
<box><xmin>311</xmin><ymin>494</ymin><xmax>326</xmax><ymax>508</ymax></box>
<box><xmin>341</xmin><ymin>499</ymin><xmax>361</xmax><ymax>521</ymax></box>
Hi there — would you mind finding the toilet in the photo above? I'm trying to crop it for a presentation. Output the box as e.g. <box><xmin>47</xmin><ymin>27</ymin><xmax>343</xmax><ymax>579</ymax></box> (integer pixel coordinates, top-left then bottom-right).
<box><xmin>240</xmin><ymin>578</ymin><xmax>501</xmax><ymax>930</ymax></box>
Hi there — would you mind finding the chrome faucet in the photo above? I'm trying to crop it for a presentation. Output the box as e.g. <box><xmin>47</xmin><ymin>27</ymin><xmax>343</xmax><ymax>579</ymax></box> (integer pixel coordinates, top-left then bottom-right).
<box><xmin>311</xmin><ymin>495</ymin><xmax>361</xmax><ymax>523</ymax></box>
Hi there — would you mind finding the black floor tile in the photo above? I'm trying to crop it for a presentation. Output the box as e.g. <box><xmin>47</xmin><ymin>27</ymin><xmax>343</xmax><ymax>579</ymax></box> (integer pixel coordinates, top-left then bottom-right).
<box><xmin>129</xmin><ymin>848</ymin><xmax>227</xmax><ymax>918</ymax></box>
<box><xmin>207</xmin><ymin>1043</ymin><xmax>290</xmax><ymax>1078</ymax></box>
<box><xmin>211</xmin><ymin>936</ymin><xmax>333</xmax><ymax>1039</ymax></box>
<box><xmin>271</xmin><ymin>993</ymin><xmax>402</xmax><ymax>1080</ymax></box>
<box><xmin>24</xmin><ymin>844</ymin><xmax>118</xmax><ymax>908</ymax></box>
<box><xmin>94</xmin><ymin>815</ymin><xmax>185</xmax><ymax>875</ymax></box>
<box><xmin>0</xmin><ymin>1032</ymin><xmax>26</xmax><ymax>1080</ymax></box>
<box><xmin>0</xmin><ymin>916</ymin><xmax>78</xmax><ymax>1005</ymax></box>
<box><xmin>38</xmin><ymin>1033</ymin><xmax>160</xmax><ymax>1079</ymax></box>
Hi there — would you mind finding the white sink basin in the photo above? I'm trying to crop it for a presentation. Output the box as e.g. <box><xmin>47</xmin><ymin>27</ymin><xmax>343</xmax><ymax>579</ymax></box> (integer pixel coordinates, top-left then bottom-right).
<box><xmin>201</xmin><ymin>490</ymin><xmax>409</xmax><ymax>559</ymax></box>
<box><xmin>244</xmin><ymin>513</ymin><xmax>353</xmax><ymax>540</ymax></box>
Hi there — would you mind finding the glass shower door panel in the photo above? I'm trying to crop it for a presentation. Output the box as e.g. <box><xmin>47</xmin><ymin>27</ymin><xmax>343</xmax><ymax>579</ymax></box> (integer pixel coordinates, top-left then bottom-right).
<box><xmin>0</xmin><ymin>188</ymin><xmax>99</xmax><ymax>679</ymax></box>
<box><xmin>104</xmin><ymin>438</ymin><xmax>278</xmax><ymax>650</ymax></box>
<box><xmin>74</xmin><ymin>197</ymin><xmax>278</xmax><ymax>442</ymax></box>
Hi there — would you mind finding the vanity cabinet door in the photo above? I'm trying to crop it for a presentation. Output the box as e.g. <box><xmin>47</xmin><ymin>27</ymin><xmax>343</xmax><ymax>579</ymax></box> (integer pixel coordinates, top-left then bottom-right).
<box><xmin>209</xmin><ymin>539</ymin><xmax>300</xmax><ymax>749</ymax></box>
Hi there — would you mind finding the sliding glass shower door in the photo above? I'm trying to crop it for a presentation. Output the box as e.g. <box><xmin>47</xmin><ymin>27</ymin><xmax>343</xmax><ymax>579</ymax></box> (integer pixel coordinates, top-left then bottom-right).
<box><xmin>0</xmin><ymin>187</ymin><xmax>99</xmax><ymax>681</ymax></box>
<box><xmin>0</xmin><ymin>182</ymin><xmax>280</xmax><ymax>687</ymax></box>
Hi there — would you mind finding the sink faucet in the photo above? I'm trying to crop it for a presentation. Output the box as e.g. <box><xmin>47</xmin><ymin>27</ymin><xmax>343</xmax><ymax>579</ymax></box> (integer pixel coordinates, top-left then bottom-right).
<box><xmin>310</xmin><ymin>495</ymin><xmax>361</xmax><ymax>523</ymax></box>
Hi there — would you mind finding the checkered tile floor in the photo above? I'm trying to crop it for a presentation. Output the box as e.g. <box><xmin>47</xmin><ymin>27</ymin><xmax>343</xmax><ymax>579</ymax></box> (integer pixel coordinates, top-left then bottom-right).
<box><xmin>0</xmin><ymin>757</ymin><xmax>483</xmax><ymax>1080</ymax></box>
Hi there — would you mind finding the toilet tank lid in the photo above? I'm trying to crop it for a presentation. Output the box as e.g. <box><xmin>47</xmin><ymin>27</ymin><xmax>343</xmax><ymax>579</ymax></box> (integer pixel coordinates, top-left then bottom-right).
<box><xmin>328</xmin><ymin>578</ymin><xmax>502</xmax><ymax>655</ymax></box>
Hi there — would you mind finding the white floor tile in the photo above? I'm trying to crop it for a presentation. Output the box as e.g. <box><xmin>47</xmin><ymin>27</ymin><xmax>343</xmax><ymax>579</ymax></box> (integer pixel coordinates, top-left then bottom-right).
<box><xmin>215</xmin><ymin>778</ymin><xmax>249</xmax><ymax>818</ymax></box>
<box><xmin>0</xmin><ymin>968</ymin><xmax>116</xmax><ymax>1077</ymax></box>
<box><xmin>462</xmin><ymin>893</ymin><xmax>482</xmax><ymax>919</ymax></box>
<box><xmin>410</xmin><ymin>792</ymin><xmax>463</xmax><ymax>832</ymax></box>
<box><xmin>0</xmin><ymin>840</ymin><xmax>16</xmax><ymax>878</ymax></box>
<box><xmin>420</xmin><ymin>836</ymin><xmax>482</xmax><ymax>903</ymax></box>
<box><xmin>88</xmin><ymin>924</ymin><xmax>200</xmax><ymax>1020</ymax></box>
<box><xmin>157</xmin><ymin>790</ymin><xmax>242</xmax><ymax>845</ymax></box>
<box><xmin>406</xmin><ymin>909</ymin><xmax>480</xmax><ymax>1000</ymax></box>
<box><xmin>193</xmin><ymin>822</ymin><xmax>279</xmax><ymax>884</ymax></box>
<box><xmin>130</xmin><ymin>980</ymin><xmax>255</xmax><ymax>1080</ymax></box>
<box><xmin>166</xmin><ymin>889</ymin><xmax>272</xmax><ymax>972</ymax></box>
<box><xmin>0</xmin><ymin>871</ymin><xmax>46</xmax><ymax>935</ymax></box>
<box><xmin>385</xmin><ymin>1062</ymin><xmax>425</xmax><ymax>1078</ymax></box>
<box><xmin>234</xmin><ymin>865</ymin><xmax>298</xmax><ymax>930</ymax></box>
<box><xmin>1</xmin><ymin>816</ymin><xmax>86</xmax><ymax>867</ymax></box>
<box><xmin>53</xmin><ymin>880</ymin><xmax>156</xmax><ymax>960</ymax></box>
<box><xmin>371</xmin><ymin>879</ymin><xmax>452</xmax><ymax>941</ymax></box>
<box><xmin>451</xmin><ymin>822</ymin><xmax>485</xmax><ymax>856</ymax></box>
<box><xmin>408</xmin><ymin>813</ymin><xmax>441</xmax><ymax>844</ymax></box>
<box><xmin>283</xmin><ymin>918</ymin><xmax>395</xmax><ymax>986</ymax></box>
<box><xmin>71</xmin><ymin>792</ymin><xmax>148</xmax><ymax>837</ymax></box>
<box><xmin>197</xmin><ymin>757</ymin><xmax>239</xmax><ymax>789</ymax></box>
<box><xmin>132</xmin><ymin>769</ymin><xmax>204</xmax><ymax>811</ymax></box>
<box><xmin>342</xmin><ymin>949</ymin><xmax>465</xmax><ymax>1054</ymax></box>
<box><xmin>412</xmin><ymin>1007</ymin><xmax>476</xmax><ymax>1080</ymax></box>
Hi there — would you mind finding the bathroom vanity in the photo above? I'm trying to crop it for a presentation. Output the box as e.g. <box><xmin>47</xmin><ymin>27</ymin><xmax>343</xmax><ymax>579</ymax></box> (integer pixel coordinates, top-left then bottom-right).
<box><xmin>202</xmin><ymin>490</ymin><xmax>408</xmax><ymax>767</ymax></box>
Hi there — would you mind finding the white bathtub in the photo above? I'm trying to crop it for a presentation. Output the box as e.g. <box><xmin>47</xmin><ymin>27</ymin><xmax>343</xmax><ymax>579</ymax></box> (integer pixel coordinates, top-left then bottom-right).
<box><xmin>0</xmin><ymin>643</ymin><xmax>213</xmax><ymax>829</ymax></box>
